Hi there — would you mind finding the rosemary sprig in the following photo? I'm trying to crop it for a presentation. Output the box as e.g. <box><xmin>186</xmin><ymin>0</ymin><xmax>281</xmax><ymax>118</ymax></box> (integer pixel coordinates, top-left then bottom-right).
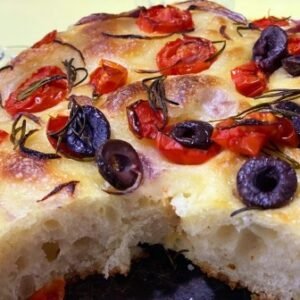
<box><xmin>101</xmin><ymin>29</ymin><xmax>194</xmax><ymax>40</ymax></box>
<box><xmin>13</xmin><ymin>112</ymin><xmax>41</xmax><ymax>125</ymax></box>
<box><xmin>17</xmin><ymin>74</ymin><xmax>67</xmax><ymax>101</ymax></box>
<box><xmin>10</xmin><ymin>115</ymin><xmax>60</xmax><ymax>159</ymax></box>
<box><xmin>207</xmin><ymin>40</ymin><xmax>226</xmax><ymax>62</ymax></box>
<box><xmin>211</xmin><ymin>89</ymin><xmax>300</xmax><ymax>123</ymax></box>
<box><xmin>48</xmin><ymin>97</ymin><xmax>90</xmax><ymax>152</ymax></box>
<box><xmin>263</xmin><ymin>143</ymin><xmax>300</xmax><ymax>169</ymax></box>
<box><xmin>19</xmin><ymin>129</ymin><xmax>61</xmax><ymax>159</ymax></box>
<box><xmin>142</xmin><ymin>76</ymin><xmax>179</xmax><ymax>127</ymax></box>
<box><xmin>255</xmin><ymin>89</ymin><xmax>300</xmax><ymax>102</ymax></box>
<box><xmin>0</xmin><ymin>94</ymin><xmax>3</xmax><ymax>109</ymax></box>
<box><xmin>62</xmin><ymin>58</ymin><xmax>88</xmax><ymax>89</ymax></box>
<box><xmin>101</xmin><ymin>32</ymin><xmax>174</xmax><ymax>40</ymax></box>
<box><xmin>54</xmin><ymin>39</ymin><xmax>86</xmax><ymax>64</ymax></box>
<box><xmin>37</xmin><ymin>180</ymin><xmax>79</xmax><ymax>202</ymax></box>
<box><xmin>236</xmin><ymin>24</ymin><xmax>259</xmax><ymax>37</ymax></box>
<box><xmin>11</xmin><ymin>114</ymin><xmax>26</xmax><ymax>149</ymax></box>
<box><xmin>230</xmin><ymin>206</ymin><xmax>260</xmax><ymax>217</ymax></box>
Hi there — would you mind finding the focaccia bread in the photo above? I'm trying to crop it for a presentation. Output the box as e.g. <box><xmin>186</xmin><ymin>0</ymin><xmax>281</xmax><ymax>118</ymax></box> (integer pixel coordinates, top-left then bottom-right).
<box><xmin>0</xmin><ymin>1</ymin><xmax>300</xmax><ymax>299</ymax></box>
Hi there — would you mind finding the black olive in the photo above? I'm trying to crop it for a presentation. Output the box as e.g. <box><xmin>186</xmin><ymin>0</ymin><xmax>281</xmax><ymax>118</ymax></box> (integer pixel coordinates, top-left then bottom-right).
<box><xmin>66</xmin><ymin>105</ymin><xmax>110</xmax><ymax>158</ymax></box>
<box><xmin>282</xmin><ymin>55</ymin><xmax>300</xmax><ymax>77</ymax></box>
<box><xmin>275</xmin><ymin>101</ymin><xmax>300</xmax><ymax>136</ymax></box>
<box><xmin>96</xmin><ymin>139</ymin><xmax>143</xmax><ymax>191</ymax></box>
<box><xmin>253</xmin><ymin>25</ymin><xmax>288</xmax><ymax>74</ymax></box>
<box><xmin>170</xmin><ymin>120</ymin><xmax>213</xmax><ymax>149</ymax></box>
<box><xmin>237</xmin><ymin>156</ymin><xmax>297</xmax><ymax>209</ymax></box>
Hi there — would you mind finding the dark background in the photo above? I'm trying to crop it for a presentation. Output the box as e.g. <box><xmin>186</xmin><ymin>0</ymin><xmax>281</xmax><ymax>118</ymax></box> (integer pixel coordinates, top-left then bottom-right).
<box><xmin>66</xmin><ymin>244</ymin><xmax>250</xmax><ymax>300</ymax></box>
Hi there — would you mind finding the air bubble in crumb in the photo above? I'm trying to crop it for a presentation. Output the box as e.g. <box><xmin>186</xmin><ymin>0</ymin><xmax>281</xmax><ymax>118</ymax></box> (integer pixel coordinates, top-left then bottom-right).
<box><xmin>187</xmin><ymin>264</ymin><xmax>195</xmax><ymax>271</ymax></box>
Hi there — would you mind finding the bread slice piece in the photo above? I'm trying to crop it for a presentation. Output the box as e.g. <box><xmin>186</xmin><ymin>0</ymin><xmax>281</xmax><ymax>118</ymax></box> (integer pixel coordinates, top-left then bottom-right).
<box><xmin>0</xmin><ymin>1</ymin><xmax>300</xmax><ymax>299</ymax></box>
<box><xmin>169</xmin><ymin>150</ymin><xmax>300</xmax><ymax>300</ymax></box>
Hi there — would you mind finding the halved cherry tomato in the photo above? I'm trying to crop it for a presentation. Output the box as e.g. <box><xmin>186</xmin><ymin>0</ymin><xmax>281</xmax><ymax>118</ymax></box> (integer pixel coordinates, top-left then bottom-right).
<box><xmin>156</xmin><ymin>131</ymin><xmax>220</xmax><ymax>165</ymax></box>
<box><xmin>212</xmin><ymin>112</ymin><xmax>299</xmax><ymax>156</ymax></box>
<box><xmin>271</xmin><ymin>117</ymin><xmax>299</xmax><ymax>147</ymax></box>
<box><xmin>288</xmin><ymin>36</ymin><xmax>300</xmax><ymax>55</ymax></box>
<box><xmin>5</xmin><ymin>66</ymin><xmax>68</xmax><ymax>117</ymax></box>
<box><xmin>212</xmin><ymin>122</ymin><xmax>268</xmax><ymax>156</ymax></box>
<box><xmin>29</xmin><ymin>278</ymin><xmax>65</xmax><ymax>300</ymax></box>
<box><xmin>156</xmin><ymin>36</ymin><xmax>217</xmax><ymax>75</ymax></box>
<box><xmin>0</xmin><ymin>130</ymin><xmax>8</xmax><ymax>144</ymax></box>
<box><xmin>244</xmin><ymin>112</ymin><xmax>298</xmax><ymax>147</ymax></box>
<box><xmin>231</xmin><ymin>62</ymin><xmax>268</xmax><ymax>97</ymax></box>
<box><xmin>127</xmin><ymin>100</ymin><xmax>165</xmax><ymax>139</ymax></box>
<box><xmin>32</xmin><ymin>30</ymin><xmax>57</xmax><ymax>48</ymax></box>
<box><xmin>251</xmin><ymin>16</ymin><xmax>290</xmax><ymax>29</ymax></box>
<box><xmin>136</xmin><ymin>5</ymin><xmax>194</xmax><ymax>34</ymax></box>
<box><xmin>90</xmin><ymin>59</ymin><xmax>128</xmax><ymax>95</ymax></box>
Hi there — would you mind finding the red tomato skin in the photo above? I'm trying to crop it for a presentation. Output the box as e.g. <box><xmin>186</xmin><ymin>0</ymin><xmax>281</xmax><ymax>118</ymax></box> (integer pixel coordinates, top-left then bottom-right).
<box><xmin>0</xmin><ymin>130</ymin><xmax>8</xmax><ymax>144</ymax></box>
<box><xmin>288</xmin><ymin>36</ymin><xmax>300</xmax><ymax>55</ymax></box>
<box><xmin>271</xmin><ymin>117</ymin><xmax>299</xmax><ymax>147</ymax></box>
<box><xmin>231</xmin><ymin>62</ymin><xmax>268</xmax><ymax>97</ymax></box>
<box><xmin>29</xmin><ymin>278</ymin><xmax>65</xmax><ymax>300</ymax></box>
<box><xmin>212</xmin><ymin>125</ymin><xmax>267</xmax><ymax>156</ymax></box>
<box><xmin>5</xmin><ymin>66</ymin><xmax>67</xmax><ymax>117</ymax></box>
<box><xmin>136</xmin><ymin>5</ymin><xmax>194</xmax><ymax>34</ymax></box>
<box><xmin>127</xmin><ymin>100</ymin><xmax>165</xmax><ymax>139</ymax></box>
<box><xmin>212</xmin><ymin>113</ymin><xmax>299</xmax><ymax>156</ymax></box>
<box><xmin>90</xmin><ymin>60</ymin><xmax>128</xmax><ymax>95</ymax></box>
<box><xmin>156</xmin><ymin>36</ymin><xmax>216</xmax><ymax>75</ymax></box>
<box><xmin>32</xmin><ymin>30</ymin><xmax>57</xmax><ymax>48</ymax></box>
<box><xmin>252</xmin><ymin>16</ymin><xmax>290</xmax><ymax>29</ymax></box>
<box><xmin>47</xmin><ymin>115</ymin><xmax>69</xmax><ymax>151</ymax></box>
<box><xmin>156</xmin><ymin>132</ymin><xmax>220</xmax><ymax>165</ymax></box>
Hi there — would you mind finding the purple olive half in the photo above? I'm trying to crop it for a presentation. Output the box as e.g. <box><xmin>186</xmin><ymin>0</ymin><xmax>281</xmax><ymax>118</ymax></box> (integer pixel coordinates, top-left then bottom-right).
<box><xmin>253</xmin><ymin>25</ymin><xmax>288</xmax><ymax>74</ymax></box>
<box><xmin>170</xmin><ymin>120</ymin><xmax>213</xmax><ymax>149</ymax></box>
<box><xmin>237</xmin><ymin>156</ymin><xmax>297</xmax><ymax>209</ymax></box>
<box><xmin>96</xmin><ymin>139</ymin><xmax>143</xmax><ymax>192</ymax></box>
<box><xmin>282</xmin><ymin>55</ymin><xmax>300</xmax><ymax>77</ymax></box>
<box><xmin>66</xmin><ymin>105</ymin><xmax>111</xmax><ymax>158</ymax></box>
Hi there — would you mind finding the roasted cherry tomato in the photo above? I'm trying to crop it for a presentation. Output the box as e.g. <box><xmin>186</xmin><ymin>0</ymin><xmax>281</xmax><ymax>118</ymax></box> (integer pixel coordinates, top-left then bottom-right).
<box><xmin>271</xmin><ymin>117</ymin><xmax>299</xmax><ymax>147</ymax></box>
<box><xmin>212</xmin><ymin>112</ymin><xmax>298</xmax><ymax>156</ymax></box>
<box><xmin>5</xmin><ymin>66</ymin><xmax>67</xmax><ymax>116</ymax></box>
<box><xmin>29</xmin><ymin>278</ymin><xmax>65</xmax><ymax>300</ymax></box>
<box><xmin>47</xmin><ymin>115</ymin><xmax>74</xmax><ymax>157</ymax></box>
<box><xmin>90</xmin><ymin>59</ymin><xmax>128</xmax><ymax>95</ymax></box>
<box><xmin>136</xmin><ymin>5</ymin><xmax>194</xmax><ymax>33</ymax></box>
<box><xmin>288</xmin><ymin>36</ymin><xmax>300</xmax><ymax>55</ymax></box>
<box><xmin>156</xmin><ymin>36</ymin><xmax>217</xmax><ymax>75</ymax></box>
<box><xmin>0</xmin><ymin>130</ymin><xmax>8</xmax><ymax>144</ymax></box>
<box><xmin>156</xmin><ymin>131</ymin><xmax>220</xmax><ymax>165</ymax></box>
<box><xmin>127</xmin><ymin>100</ymin><xmax>165</xmax><ymax>139</ymax></box>
<box><xmin>251</xmin><ymin>16</ymin><xmax>290</xmax><ymax>29</ymax></box>
<box><xmin>231</xmin><ymin>62</ymin><xmax>268</xmax><ymax>97</ymax></box>
<box><xmin>32</xmin><ymin>30</ymin><xmax>57</xmax><ymax>48</ymax></box>
<box><xmin>212</xmin><ymin>121</ymin><xmax>268</xmax><ymax>156</ymax></box>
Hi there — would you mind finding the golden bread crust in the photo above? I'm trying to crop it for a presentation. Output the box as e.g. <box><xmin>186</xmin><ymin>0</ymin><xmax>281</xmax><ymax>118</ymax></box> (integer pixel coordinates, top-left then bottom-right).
<box><xmin>0</xmin><ymin>1</ymin><xmax>299</xmax><ymax>299</ymax></box>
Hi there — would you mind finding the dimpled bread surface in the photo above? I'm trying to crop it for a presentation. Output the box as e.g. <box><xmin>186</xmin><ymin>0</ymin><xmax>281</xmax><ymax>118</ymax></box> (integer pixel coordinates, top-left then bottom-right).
<box><xmin>0</xmin><ymin>1</ymin><xmax>300</xmax><ymax>299</ymax></box>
